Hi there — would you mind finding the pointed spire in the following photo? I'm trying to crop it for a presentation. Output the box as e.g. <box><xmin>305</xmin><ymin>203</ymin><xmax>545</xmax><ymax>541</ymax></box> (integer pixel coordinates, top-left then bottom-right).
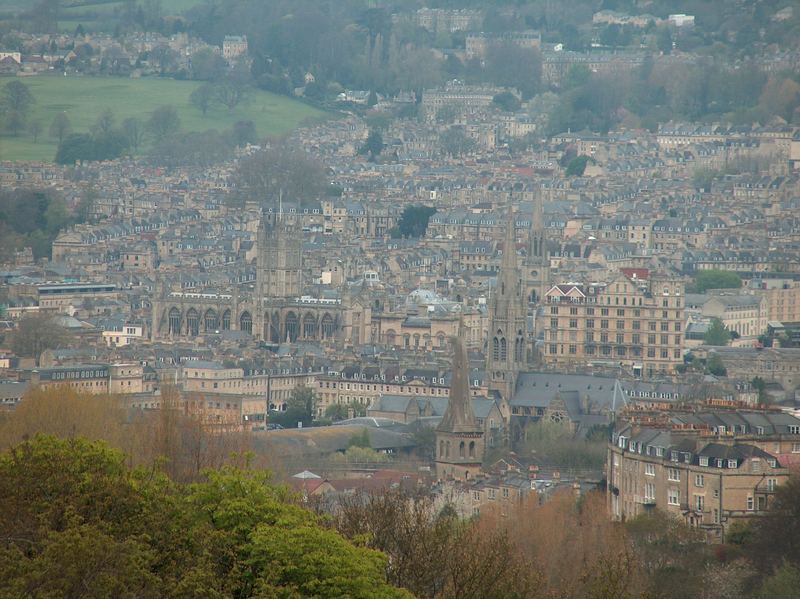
<box><xmin>501</xmin><ymin>204</ymin><xmax>518</xmax><ymax>274</ymax></box>
<box><xmin>438</xmin><ymin>336</ymin><xmax>480</xmax><ymax>434</ymax></box>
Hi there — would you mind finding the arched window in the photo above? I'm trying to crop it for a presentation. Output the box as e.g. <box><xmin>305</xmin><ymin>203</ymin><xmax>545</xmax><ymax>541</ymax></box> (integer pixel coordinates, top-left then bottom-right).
<box><xmin>439</xmin><ymin>440</ymin><xmax>445</xmax><ymax>458</ymax></box>
<box><xmin>221</xmin><ymin>309</ymin><xmax>231</xmax><ymax>331</ymax></box>
<box><xmin>492</xmin><ymin>337</ymin><xmax>500</xmax><ymax>361</ymax></box>
<box><xmin>446</xmin><ymin>441</ymin><xmax>451</xmax><ymax>458</ymax></box>
<box><xmin>459</xmin><ymin>441</ymin><xmax>465</xmax><ymax>458</ymax></box>
<box><xmin>302</xmin><ymin>313</ymin><xmax>317</xmax><ymax>339</ymax></box>
<box><xmin>469</xmin><ymin>441</ymin><xmax>475</xmax><ymax>458</ymax></box>
<box><xmin>515</xmin><ymin>332</ymin><xmax>525</xmax><ymax>362</ymax></box>
<box><xmin>168</xmin><ymin>307</ymin><xmax>181</xmax><ymax>335</ymax></box>
<box><xmin>186</xmin><ymin>308</ymin><xmax>199</xmax><ymax>337</ymax></box>
<box><xmin>203</xmin><ymin>309</ymin><xmax>218</xmax><ymax>332</ymax></box>
<box><xmin>500</xmin><ymin>337</ymin><xmax>507</xmax><ymax>361</ymax></box>
<box><xmin>239</xmin><ymin>311</ymin><xmax>252</xmax><ymax>335</ymax></box>
<box><xmin>285</xmin><ymin>312</ymin><xmax>298</xmax><ymax>341</ymax></box>
<box><xmin>270</xmin><ymin>311</ymin><xmax>281</xmax><ymax>343</ymax></box>
<box><xmin>321</xmin><ymin>313</ymin><xmax>335</xmax><ymax>339</ymax></box>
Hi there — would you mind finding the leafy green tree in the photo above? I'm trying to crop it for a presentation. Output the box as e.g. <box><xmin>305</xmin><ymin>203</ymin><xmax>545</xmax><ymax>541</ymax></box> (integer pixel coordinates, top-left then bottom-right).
<box><xmin>396</xmin><ymin>205</ymin><xmax>436</xmax><ymax>238</ymax></box>
<box><xmin>757</xmin><ymin>562</ymin><xmax>800</xmax><ymax>599</ymax></box>
<box><xmin>566</xmin><ymin>155</ymin><xmax>592</xmax><ymax>176</ymax></box>
<box><xmin>492</xmin><ymin>91</ymin><xmax>521</xmax><ymax>112</ymax></box>
<box><xmin>360</xmin><ymin>128</ymin><xmax>383</xmax><ymax>159</ymax></box>
<box><xmin>271</xmin><ymin>386</ymin><xmax>318</xmax><ymax>428</ymax></box>
<box><xmin>704</xmin><ymin>319</ymin><xmax>731</xmax><ymax>347</ymax></box>
<box><xmin>0</xmin><ymin>435</ymin><xmax>410</xmax><ymax>598</ymax></box>
<box><xmin>706</xmin><ymin>352</ymin><xmax>727</xmax><ymax>376</ymax></box>
<box><xmin>349</xmin><ymin>427</ymin><xmax>371</xmax><ymax>448</ymax></box>
<box><xmin>688</xmin><ymin>269</ymin><xmax>742</xmax><ymax>293</ymax></box>
<box><xmin>2</xmin><ymin>80</ymin><xmax>35</xmax><ymax>136</ymax></box>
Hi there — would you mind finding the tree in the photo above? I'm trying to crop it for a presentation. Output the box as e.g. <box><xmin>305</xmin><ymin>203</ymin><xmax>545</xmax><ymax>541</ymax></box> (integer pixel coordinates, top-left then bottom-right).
<box><xmin>485</xmin><ymin>42</ymin><xmax>542</xmax><ymax>99</ymax></box>
<box><xmin>27</xmin><ymin>119</ymin><xmax>43</xmax><ymax>143</ymax></box>
<box><xmin>215</xmin><ymin>80</ymin><xmax>246</xmax><ymax>111</ymax></box>
<box><xmin>688</xmin><ymin>269</ymin><xmax>742</xmax><ymax>293</ymax></box>
<box><xmin>749</xmin><ymin>475</ymin><xmax>800</xmax><ymax>572</ymax></box>
<box><xmin>367</xmin><ymin>89</ymin><xmax>378</xmax><ymax>106</ymax></box>
<box><xmin>189</xmin><ymin>82</ymin><xmax>214</xmax><ymax>116</ymax></box>
<box><xmin>0</xmin><ymin>435</ymin><xmax>410</xmax><ymax>598</ymax></box>
<box><xmin>492</xmin><ymin>91</ymin><xmax>521</xmax><ymax>112</ymax></box>
<box><xmin>235</xmin><ymin>143</ymin><xmax>327</xmax><ymax>206</ymax></box>
<box><xmin>121</xmin><ymin>117</ymin><xmax>144</xmax><ymax>151</ymax></box>
<box><xmin>92</xmin><ymin>107</ymin><xmax>115</xmax><ymax>135</ymax></box>
<box><xmin>190</xmin><ymin>47</ymin><xmax>226</xmax><ymax>81</ymax></box>
<box><xmin>656</xmin><ymin>27</ymin><xmax>673</xmax><ymax>55</ymax></box>
<box><xmin>229</xmin><ymin>120</ymin><xmax>257</xmax><ymax>147</ymax></box>
<box><xmin>706</xmin><ymin>352</ymin><xmax>728</xmax><ymax>376</ymax></box>
<box><xmin>2</xmin><ymin>80</ymin><xmax>35</xmax><ymax>136</ymax></box>
<box><xmin>440</xmin><ymin>125</ymin><xmax>475</xmax><ymax>157</ymax></box>
<box><xmin>49</xmin><ymin>112</ymin><xmax>72</xmax><ymax>143</ymax></box>
<box><xmin>360</xmin><ymin>128</ymin><xmax>383</xmax><ymax>160</ymax></box>
<box><xmin>11</xmin><ymin>313</ymin><xmax>72</xmax><ymax>364</ymax></box>
<box><xmin>396</xmin><ymin>205</ymin><xmax>436</xmax><ymax>239</ymax></box>
<box><xmin>704</xmin><ymin>319</ymin><xmax>731</xmax><ymax>347</ymax></box>
<box><xmin>147</xmin><ymin>104</ymin><xmax>180</xmax><ymax>142</ymax></box>
<box><xmin>270</xmin><ymin>386</ymin><xmax>318</xmax><ymax>428</ymax></box>
<box><xmin>566</xmin><ymin>155</ymin><xmax>592</xmax><ymax>176</ymax></box>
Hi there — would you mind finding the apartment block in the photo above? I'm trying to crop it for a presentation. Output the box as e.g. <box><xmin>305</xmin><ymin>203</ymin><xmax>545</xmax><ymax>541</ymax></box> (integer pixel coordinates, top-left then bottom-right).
<box><xmin>542</xmin><ymin>269</ymin><xmax>685</xmax><ymax>378</ymax></box>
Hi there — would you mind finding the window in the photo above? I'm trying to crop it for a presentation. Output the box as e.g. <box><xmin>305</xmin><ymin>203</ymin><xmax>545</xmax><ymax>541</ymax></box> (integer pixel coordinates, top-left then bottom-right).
<box><xmin>586</xmin><ymin>319</ymin><xmax>595</xmax><ymax>329</ymax></box>
<box><xmin>645</xmin><ymin>463</ymin><xmax>655</xmax><ymax>476</ymax></box>
<box><xmin>617</xmin><ymin>309</ymin><xmax>625</xmax><ymax>316</ymax></box>
<box><xmin>699</xmin><ymin>456</ymin><xmax>708</xmax><ymax>467</ymax></box>
<box><xmin>601</xmin><ymin>320</ymin><xmax>609</xmax><ymax>329</ymax></box>
<box><xmin>747</xmin><ymin>496</ymin><xmax>754</xmax><ymax>511</ymax></box>
<box><xmin>502</xmin><ymin>487</ymin><xmax>509</xmax><ymax>498</ymax></box>
<box><xmin>767</xmin><ymin>478</ymin><xmax>777</xmax><ymax>492</ymax></box>
<box><xmin>570</xmin><ymin>307</ymin><xmax>578</xmax><ymax>315</ymax></box>
<box><xmin>601</xmin><ymin>308</ymin><xmax>609</xmax><ymax>316</ymax></box>
<box><xmin>790</xmin><ymin>425</ymin><xmax>800</xmax><ymax>434</ymax></box>
<box><xmin>569</xmin><ymin>319</ymin><xmax>578</xmax><ymax>328</ymax></box>
<box><xmin>617</xmin><ymin>320</ymin><xmax>625</xmax><ymax>330</ymax></box>
<box><xmin>644</xmin><ymin>482</ymin><xmax>655</xmax><ymax>501</ymax></box>
<box><xmin>632</xmin><ymin>334</ymin><xmax>640</xmax><ymax>344</ymax></box>
<box><xmin>668</xmin><ymin>468</ymin><xmax>680</xmax><ymax>481</ymax></box>
<box><xmin>695</xmin><ymin>474</ymin><xmax>704</xmax><ymax>487</ymax></box>
<box><xmin>633</xmin><ymin>320</ymin><xmax>641</xmax><ymax>330</ymax></box>
<box><xmin>695</xmin><ymin>495</ymin><xmax>704</xmax><ymax>512</ymax></box>
<box><xmin>668</xmin><ymin>489</ymin><xmax>680</xmax><ymax>506</ymax></box>
<box><xmin>792</xmin><ymin>443</ymin><xmax>800</xmax><ymax>454</ymax></box>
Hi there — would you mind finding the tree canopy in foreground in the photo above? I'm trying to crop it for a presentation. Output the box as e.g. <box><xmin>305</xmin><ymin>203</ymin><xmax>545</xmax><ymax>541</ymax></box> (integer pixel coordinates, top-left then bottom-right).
<box><xmin>0</xmin><ymin>434</ymin><xmax>409</xmax><ymax>598</ymax></box>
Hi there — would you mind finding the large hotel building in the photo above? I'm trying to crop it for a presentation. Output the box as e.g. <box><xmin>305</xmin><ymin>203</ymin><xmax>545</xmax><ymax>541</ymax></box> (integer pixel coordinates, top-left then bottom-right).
<box><xmin>541</xmin><ymin>269</ymin><xmax>685</xmax><ymax>378</ymax></box>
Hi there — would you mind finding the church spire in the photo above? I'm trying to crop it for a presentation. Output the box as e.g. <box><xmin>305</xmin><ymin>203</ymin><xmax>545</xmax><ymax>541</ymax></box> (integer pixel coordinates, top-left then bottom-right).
<box><xmin>438</xmin><ymin>336</ymin><xmax>480</xmax><ymax>434</ymax></box>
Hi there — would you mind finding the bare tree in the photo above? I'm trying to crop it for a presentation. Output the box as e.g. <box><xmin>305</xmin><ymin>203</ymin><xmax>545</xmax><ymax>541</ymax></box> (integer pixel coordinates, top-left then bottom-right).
<box><xmin>11</xmin><ymin>313</ymin><xmax>73</xmax><ymax>364</ymax></box>
<box><xmin>49</xmin><ymin>112</ymin><xmax>72</xmax><ymax>143</ymax></box>
<box><xmin>235</xmin><ymin>143</ymin><xmax>327</xmax><ymax>206</ymax></box>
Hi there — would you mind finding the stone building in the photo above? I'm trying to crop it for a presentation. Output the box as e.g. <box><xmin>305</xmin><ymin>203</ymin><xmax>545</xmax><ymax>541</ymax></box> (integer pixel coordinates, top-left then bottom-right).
<box><xmin>608</xmin><ymin>410</ymin><xmax>800</xmax><ymax>541</ymax></box>
<box><xmin>541</xmin><ymin>269</ymin><xmax>685</xmax><ymax>378</ymax></box>
<box><xmin>435</xmin><ymin>336</ymin><xmax>485</xmax><ymax>480</ymax></box>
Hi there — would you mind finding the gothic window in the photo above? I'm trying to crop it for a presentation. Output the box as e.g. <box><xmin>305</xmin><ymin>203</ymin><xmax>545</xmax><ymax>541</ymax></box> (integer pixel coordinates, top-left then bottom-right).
<box><xmin>500</xmin><ymin>337</ymin><xmax>507</xmax><ymax>361</ymax></box>
<box><xmin>203</xmin><ymin>309</ymin><xmax>218</xmax><ymax>332</ymax></box>
<box><xmin>186</xmin><ymin>309</ymin><xmax>200</xmax><ymax>336</ymax></box>
<box><xmin>515</xmin><ymin>331</ymin><xmax>525</xmax><ymax>362</ymax></box>
<box><xmin>550</xmin><ymin>411</ymin><xmax>565</xmax><ymax>425</ymax></box>
<box><xmin>492</xmin><ymin>337</ymin><xmax>500</xmax><ymax>361</ymax></box>
<box><xmin>239</xmin><ymin>311</ymin><xmax>252</xmax><ymax>335</ymax></box>
<box><xmin>285</xmin><ymin>312</ymin><xmax>299</xmax><ymax>341</ymax></box>
<box><xmin>446</xmin><ymin>441</ymin><xmax>451</xmax><ymax>458</ymax></box>
<box><xmin>459</xmin><ymin>442</ymin><xmax>465</xmax><ymax>458</ymax></box>
<box><xmin>270</xmin><ymin>311</ymin><xmax>281</xmax><ymax>343</ymax></box>
<box><xmin>221</xmin><ymin>310</ymin><xmax>231</xmax><ymax>331</ymax></box>
<box><xmin>469</xmin><ymin>441</ymin><xmax>476</xmax><ymax>458</ymax></box>
<box><xmin>321</xmin><ymin>313</ymin><xmax>335</xmax><ymax>339</ymax></box>
<box><xmin>302</xmin><ymin>313</ymin><xmax>317</xmax><ymax>338</ymax></box>
<box><xmin>440</xmin><ymin>440</ymin><xmax>445</xmax><ymax>458</ymax></box>
<box><xmin>168</xmin><ymin>307</ymin><xmax>181</xmax><ymax>335</ymax></box>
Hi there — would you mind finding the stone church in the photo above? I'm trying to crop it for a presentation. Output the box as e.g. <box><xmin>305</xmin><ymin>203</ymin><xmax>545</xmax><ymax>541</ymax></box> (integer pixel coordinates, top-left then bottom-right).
<box><xmin>150</xmin><ymin>211</ymin><xmax>374</xmax><ymax>345</ymax></box>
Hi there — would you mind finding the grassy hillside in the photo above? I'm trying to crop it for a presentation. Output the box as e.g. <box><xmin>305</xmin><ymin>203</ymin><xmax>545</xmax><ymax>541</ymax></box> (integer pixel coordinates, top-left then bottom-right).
<box><xmin>0</xmin><ymin>75</ymin><xmax>326</xmax><ymax>162</ymax></box>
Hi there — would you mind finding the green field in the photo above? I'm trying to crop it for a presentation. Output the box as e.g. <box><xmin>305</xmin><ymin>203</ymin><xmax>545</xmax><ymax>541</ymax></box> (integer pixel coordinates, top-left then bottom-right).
<box><xmin>0</xmin><ymin>75</ymin><xmax>326</xmax><ymax>162</ymax></box>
